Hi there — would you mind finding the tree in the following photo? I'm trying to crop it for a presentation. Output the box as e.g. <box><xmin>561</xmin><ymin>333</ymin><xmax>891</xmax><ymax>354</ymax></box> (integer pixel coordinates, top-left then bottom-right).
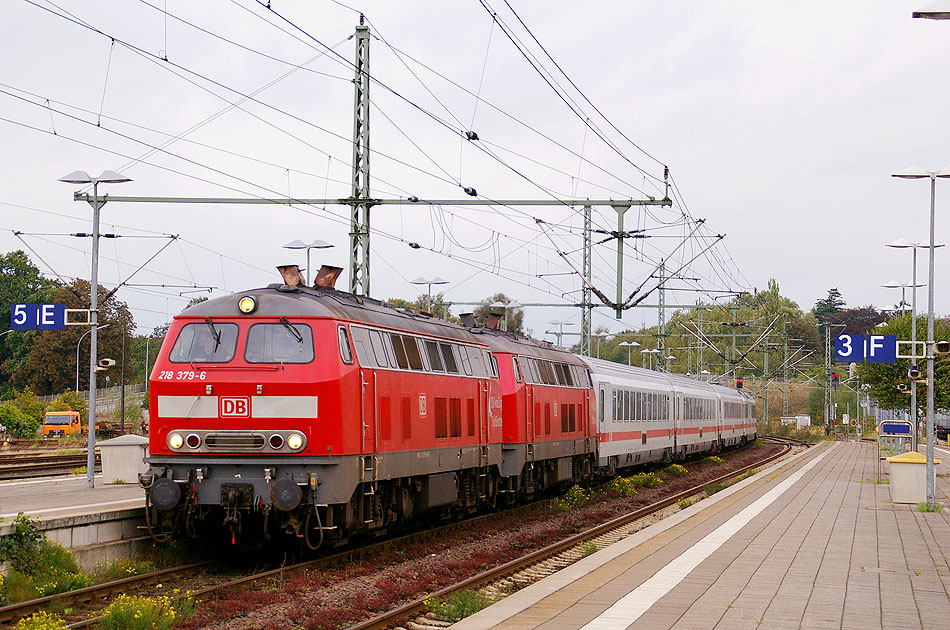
<box><xmin>856</xmin><ymin>313</ymin><xmax>950</xmax><ymax>414</ymax></box>
<box><xmin>472</xmin><ymin>293</ymin><xmax>524</xmax><ymax>334</ymax></box>
<box><xmin>813</xmin><ymin>288</ymin><xmax>846</xmax><ymax>322</ymax></box>
<box><xmin>0</xmin><ymin>401</ymin><xmax>40</xmax><ymax>438</ymax></box>
<box><xmin>826</xmin><ymin>306</ymin><xmax>887</xmax><ymax>336</ymax></box>
<box><xmin>14</xmin><ymin>280</ymin><xmax>134</xmax><ymax>395</ymax></box>
<box><xmin>0</xmin><ymin>250</ymin><xmax>61</xmax><ymax>398</ymax></box>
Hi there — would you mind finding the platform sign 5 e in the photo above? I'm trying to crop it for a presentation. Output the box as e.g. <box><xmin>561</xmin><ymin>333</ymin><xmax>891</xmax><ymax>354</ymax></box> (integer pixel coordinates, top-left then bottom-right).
<box><xmin>10</xmin><ymin>303</ymin><xmax>66</xmax><ymax>330</ymax></box>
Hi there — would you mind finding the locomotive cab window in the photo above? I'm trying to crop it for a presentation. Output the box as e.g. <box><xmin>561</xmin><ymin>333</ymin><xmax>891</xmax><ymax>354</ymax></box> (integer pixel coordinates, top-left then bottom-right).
<box><xmin>245</xmin><ymin>322</ymin><xmax>314</xmax><ymax>364</ymax></box>
<box><xmin>338</xmin><ymin>326</ymin><xmax>353</xmax><ymax>364</ymax></box>
<box><xmin>169</xmin><ymin>322</ymin><xmax>239</xmax><ymax>363</ymax></box>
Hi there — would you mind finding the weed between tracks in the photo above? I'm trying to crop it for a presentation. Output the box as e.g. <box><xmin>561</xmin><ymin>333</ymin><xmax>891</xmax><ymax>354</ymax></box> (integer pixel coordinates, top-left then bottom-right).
<box><xmin>6</xmin><ymin>443</ymin><xmax>781</xmax><ymax>630</ymax></box>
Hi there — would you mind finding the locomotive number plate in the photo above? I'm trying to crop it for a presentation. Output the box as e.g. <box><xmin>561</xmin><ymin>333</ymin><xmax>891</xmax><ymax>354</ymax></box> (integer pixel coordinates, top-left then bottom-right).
<box><xmin>156</xmin><ymin>370</ymin><xmax>207</xmax><ymax>381</ymax></box>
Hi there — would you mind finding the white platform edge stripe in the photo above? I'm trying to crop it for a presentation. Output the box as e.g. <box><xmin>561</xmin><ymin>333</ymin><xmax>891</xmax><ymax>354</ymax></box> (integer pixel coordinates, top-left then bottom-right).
<box><xmin>579</xmin><ymin>443</ymin><xmax>836</xmax><ymax>629</ymax></box>
<box><xmin>450</xmin><ymin>442</ymin><xmax>834</xmax><ymax>630</ymax></box>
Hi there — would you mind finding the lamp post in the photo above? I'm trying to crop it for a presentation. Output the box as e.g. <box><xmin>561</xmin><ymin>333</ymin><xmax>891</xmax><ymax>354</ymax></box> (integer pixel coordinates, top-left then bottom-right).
<box><xmin>59</xmin><ymin>169</ymin><xmax>131</xmax><ymax>489</ymax></box>
<box><xmin>891</xmin><ymin>165</ymin><xmax>950</xmax><ymax>508</ymax></box>
<box><xmin>619</xmin><ymin>340</ymin><xmax>641</xmax><ymax>365</ymax></box>
<box><xmin>884</xmin><ymin>240</ymin><xmax>942</xmax><ymax>444</ymax></box>
<box><xmin>283</xmin><ymin>239</ymin><xmax>333</xmax><ymax>286</ymax></box>
<box><xmin>547</xmin><ymin>320</ymin><xmax>575</xmax><ymax>347</ymax></box>
<box><xmin>665</xmin><ymin>354</ymin><xmax>676</xmax><ymax>372</ymax></box>
<box><xmin>642</xmin><ymin>348</ymin><xmax>660</xmax><ymax>370</ymax></box>
<box><xmin>76</xmin><ymin>324</ymin><xmax>109</xmax><ymax>391</ymax></box>
<box><xmin>410</xmin><ymin>277</ymin><xmax>450</xmax><ymax>315</ymax></box>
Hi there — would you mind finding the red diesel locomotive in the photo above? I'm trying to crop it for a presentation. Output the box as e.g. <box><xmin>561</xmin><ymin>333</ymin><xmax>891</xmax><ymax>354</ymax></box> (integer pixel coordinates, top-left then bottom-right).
<box><xmin>141</xmin><ymin>267</ymin><xmax>755</xmax><ymax>546</ymax></box>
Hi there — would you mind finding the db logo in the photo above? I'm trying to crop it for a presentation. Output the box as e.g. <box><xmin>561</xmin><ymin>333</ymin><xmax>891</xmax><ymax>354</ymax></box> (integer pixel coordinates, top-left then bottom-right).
<box><xmin>220</xmin><ymin>397</ymin><xmax>250</xmax><ymax>417</ymax></box>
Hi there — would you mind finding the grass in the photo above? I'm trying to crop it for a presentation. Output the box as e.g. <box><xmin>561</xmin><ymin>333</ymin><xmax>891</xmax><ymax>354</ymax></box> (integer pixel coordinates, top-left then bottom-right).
<box><xmin>426</xmin><ymin>590</ymin><xmax>497</xmax><ymax>622</ymax></box>
<box><xmin>677</xmin><ymin>497</ymin><xmax>695</xmax><ymax>510</ymax></box>
<box><xmin>917</xmin><ymin>502</ymin><xmax>943</xmax><ymax>513</ymax></box>
<box><xmin>577</xmin><ymin>541</ymin><xmax>598</xmax><ymax>557</ymax></box>
<box><xmin>704</xmin><ymin>482</ymin><xmax>728</xmax><ymax>496</ymax></box>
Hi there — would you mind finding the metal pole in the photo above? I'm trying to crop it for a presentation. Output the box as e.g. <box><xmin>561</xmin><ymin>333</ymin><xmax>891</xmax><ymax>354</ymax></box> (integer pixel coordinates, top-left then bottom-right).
<box><xmin>926</xmin><ymin>176</ymin><xmax>936</xmax><ymax>507</ymax></box>
<box><xmin>912</xmin><ymin>246</ymin><xmax>918</xmax><ymax>443</ymax></box>
<box><xmin>120</xmin><ymin>324</ymin><xmax>126</xmax><ymax>434</ymax></box>
<box><xmin>86</xmin><ymin>183</ymin><xmax>100</xmax><ymax>488</ymax></box>
<box><xmin>582</xmin><ymin>204</ymin><xmax>592</xmax><ymax>355</ymax></box>
<box><xmin>349</xmin><ymin>19</ymin><xmax>372</xmax><ymax>296</ymax></box>
<box><xmin>145</xmin><ymin>334</ymin><xmax>150</xmax><ymax>392</ymax></box>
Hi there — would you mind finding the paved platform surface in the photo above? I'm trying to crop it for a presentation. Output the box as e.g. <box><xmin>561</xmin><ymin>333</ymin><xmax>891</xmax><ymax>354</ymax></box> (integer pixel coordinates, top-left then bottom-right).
<box><xmin>455</xmin><ymin>441</ymin><xmax>950</xmax><ymax>630</ymax></box>
<box><xmin>0</xmin><ymin>473</ymin><xmax>144</xmax><ymax>522</ymax></box>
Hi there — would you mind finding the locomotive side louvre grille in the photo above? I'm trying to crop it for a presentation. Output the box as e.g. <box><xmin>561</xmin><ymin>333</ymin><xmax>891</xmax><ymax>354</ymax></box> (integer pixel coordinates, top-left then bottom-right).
<box><xmin>158</xmin><ymin>395</ymin><xmax>218</xmax><ymax>418</ymax></box>
<box><xmin>156</xmin><ymin>396</ymin><xmax>318</xmax><ymax>419</ymax></box>
<box><xmin>205</xmin><ymin>433</ymin><xmax>266</xmax><ymax>449</ymax></box>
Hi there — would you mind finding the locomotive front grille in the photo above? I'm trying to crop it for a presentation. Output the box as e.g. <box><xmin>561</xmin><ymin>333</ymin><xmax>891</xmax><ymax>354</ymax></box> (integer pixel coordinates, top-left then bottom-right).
<box><xmin>205</xmin><ymin>433</ymin><xmax>266</xmax><ymax>450</ymax></box>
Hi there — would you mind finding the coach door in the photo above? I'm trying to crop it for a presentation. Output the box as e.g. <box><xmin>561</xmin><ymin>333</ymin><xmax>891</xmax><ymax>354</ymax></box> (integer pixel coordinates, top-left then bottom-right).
<box><xmin>360</xmin><ymin>369</ymin><xmax>377</xmax><ymax>454</ymax></box>
<box><xmin>673</xmin><ymin>391</ymin><xmax>682</xmax><ymax>452</ymax></box>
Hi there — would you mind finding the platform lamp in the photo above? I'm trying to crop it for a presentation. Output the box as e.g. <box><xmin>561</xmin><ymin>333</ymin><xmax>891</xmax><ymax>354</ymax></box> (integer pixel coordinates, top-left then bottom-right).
<box><xmin>665</xmin><ymin>354</ymin><xmax>677</xmax><ymax>372</ymax></box>
<box><xmin>913</xmin><ymin>1</ymin><xmax>950</xmax><ymax>19</ymax></box>
<box><xmin>410</xmin><ymin>277</ymin><xmax>450</xmax><ymax>315</ymax></box>
<box><xmin>58</xmin><ymin>170</ymin><xmax>131</xmax><ymax>489</ymax></box>
<box><xmin>891</xmin><ymin>165</ymin><xmax>950</xmax><ymax>508</ymax></box>
<box><xmin>619</xmin><ymin>340</ymin><xmax>640</xmax><ymax>366</ymax></box>
<box><xmin>642</xmin><ymin>348</ymin><xmax>660</xmax><ymax>370</ymax></box>
<box><xmin>283</xmin><ymin>239</ymin><xmax>333</xmax><ymax>286</ymax></box>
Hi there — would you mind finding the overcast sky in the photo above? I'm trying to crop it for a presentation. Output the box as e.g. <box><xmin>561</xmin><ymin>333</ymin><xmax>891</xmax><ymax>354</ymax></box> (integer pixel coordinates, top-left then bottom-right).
<box><xmin>2</xmin><ymin>1</ymin><xmax>948</xmax><ymax>345</ymax></box>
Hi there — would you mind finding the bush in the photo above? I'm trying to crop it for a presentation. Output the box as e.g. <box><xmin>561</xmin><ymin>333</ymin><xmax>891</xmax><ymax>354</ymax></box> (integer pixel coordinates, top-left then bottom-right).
<box><xmin>551</xmin><ymin>485</ymin><xmax>590</xmax><ymax>511</ymax></box>
<box><xmin>12</xmin><ymin>388</ymin><xmax>46</xmax><ymax>425</ymax></box>
<box><xmin>705</xmin><ymin>455</ymin><xmax>723</xmax><ymax>465</ymax></box>
<box><xmin>94</xmin><ymin>558</ymin><xmax>154</xmax><ymax>583</ymax></box>
<box><xmin>603</xmin><ymin>476</ymin><xmax>638</xmax><ymax>497</ymax></box>
<box><xmin>46</xmin><ymin>391</ymin><xmax>87</xmax><ymax>427</ymax></box>
<box><xmin>0</xmin><ymin>514</ymin><xmax>92</xmax><ymax>603</ymax></box>
<box><xmin>0</xmin><ymin>402</ymin><xmax>39</xmax><ymax>439</ymax></box>
<box><xmin>98</xmin><ymin>594</ymin><xmax>190</xmax><ymax>630</ymax></box>
<box><xmin>629</xmin><ymin>472</ymin><xmax>662</xmax><ymax>489</ymax></box>
<box><xmin>426</xmin><ymin>590</ymin><xmax>496</xmax><ymax>622</ymax></box>
<box><xmin>14</xmin><ymin>611</ymin><xmax>69</xmax><ymax>630</ymax></box>
<box><xmin>663</xmin><ymin>464</ymin><xmax>687</xmax><ymax>477</ymax></box>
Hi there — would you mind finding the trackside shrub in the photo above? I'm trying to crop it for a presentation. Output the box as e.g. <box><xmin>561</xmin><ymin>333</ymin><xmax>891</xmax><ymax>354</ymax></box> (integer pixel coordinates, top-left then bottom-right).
<box><xmin>603</xmin><ymin>476</ymin><xmax>637</xmax><ymax>497</ymax></box>
<box><xmin>705</xmin><ymin>455</ymin><xmax>723</xmax><ymax>465</ymax></box>
<box><xmin>629</xmin><ymin>472</ymin><xmax>662</xmax><ymax>489</ymax></box>
<box><xmin>0</xmin><ymin>402</ymin><xmax>39</xmax><ymax>439</ymax></box>
<box><xmin>551</xmin><ymin>485</ymin><xmax>589</xmax><ymax>511</ymax></box>
<box><xmin>0</xmin><ymin>513</ymin><xmax>92</xmax><ymax>603</ymax></box>
<box><xmin>663</xmin><ymin>464</ymin><xmax>687</xmax><ymax>477</ymax></box>
<box><xmin>425</xmin><ymin>590</ymin><xmax>496</xmax><ymax>622</ymax></box>
<box><xmin>98</xmin><ymin>594</ymin><xmax>192</xmax><ymax>630</ymax></box>
<box><xmin>14</xmin><ymin>611</ymin><xmax>69</xmax><ymax>630</ymax></box>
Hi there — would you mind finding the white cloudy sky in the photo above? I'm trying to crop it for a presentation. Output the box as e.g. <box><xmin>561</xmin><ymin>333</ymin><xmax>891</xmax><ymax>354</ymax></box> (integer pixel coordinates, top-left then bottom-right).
<box><xmin>1</xmin><ymin>1</ymin><xmax>948</xmax><ymax>343</ymax></box>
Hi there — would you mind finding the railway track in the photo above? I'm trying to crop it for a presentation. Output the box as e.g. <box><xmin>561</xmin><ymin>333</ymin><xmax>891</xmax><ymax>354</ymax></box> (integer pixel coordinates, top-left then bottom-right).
<box><xmin>0</xmin><ymin>453</ymin><xmax>101</xmax><ymax>480</ymax></box>
<box><xmin>352</xmin><ymin>436</ymin><xmax>802</xmax><ymax>630</ymax></box>
<box><xmin>1</xmin><ymin>439</ymin><xmax>799</xmax><ymax>628</ymax></box>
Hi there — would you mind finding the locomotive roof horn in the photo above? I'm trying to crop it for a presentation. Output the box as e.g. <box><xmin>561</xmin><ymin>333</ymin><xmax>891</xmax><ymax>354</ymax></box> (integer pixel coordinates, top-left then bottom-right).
<box><xmin>315</xmin><ymin>265</ymin><xmax>343</xmax><ymax>289</ymax></box>
<box><xmin>277</xmin><ymin>264</ymin><xmax>307</xmax><ymax>287</ymax></box>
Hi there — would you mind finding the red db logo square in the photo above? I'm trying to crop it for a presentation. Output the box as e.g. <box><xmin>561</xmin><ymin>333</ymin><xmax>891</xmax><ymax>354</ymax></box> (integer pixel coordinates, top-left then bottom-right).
<box><xmin>220</xmin><ymin>397</ymin><xmax>250</xmax><ymax>417</ymax></box>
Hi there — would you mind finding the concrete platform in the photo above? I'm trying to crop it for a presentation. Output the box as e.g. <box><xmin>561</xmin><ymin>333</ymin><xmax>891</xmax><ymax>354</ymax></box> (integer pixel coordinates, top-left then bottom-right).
<box><xmin>0</xmin><ymin>474</ymin><xmax>146</xmax><ymax>570</ymax></box>
<box><xmin>455</xmin><ymin>441</ymin><xmax>950</xmax><ymax>630</ymax></box>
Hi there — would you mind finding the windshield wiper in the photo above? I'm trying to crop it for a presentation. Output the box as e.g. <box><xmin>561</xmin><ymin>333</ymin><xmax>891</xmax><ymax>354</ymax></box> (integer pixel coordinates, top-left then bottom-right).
<box><xmin>205</xmin><ymin>317</ymin><xmax>222</xmax><ymax>350</ymax></box>
<box><xmin>280</xmin><ymin>317</ymin><xmax>303</xmax><ymax>343</ymax></box>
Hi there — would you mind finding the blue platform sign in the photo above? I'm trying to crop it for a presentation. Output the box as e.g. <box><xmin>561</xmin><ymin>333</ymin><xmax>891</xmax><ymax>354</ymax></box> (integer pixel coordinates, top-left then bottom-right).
<box><xmin>865</xmin><ymin>334</ymin><xmax>897</xmax><ymax>363</ymax></box>
<box><xmin>834</xmin><ymin>334</ymin><xmax>863</xmax><ymax>362</ymax></box>
<box><xmin>10</xmin><ymin>304</ymin><xmax>67</xmax><ymax>330</ymax></box>
<box><xmin>834</xmin><ymin>334</ymin><xmax>897</xmax><ymax>364</ymax></box>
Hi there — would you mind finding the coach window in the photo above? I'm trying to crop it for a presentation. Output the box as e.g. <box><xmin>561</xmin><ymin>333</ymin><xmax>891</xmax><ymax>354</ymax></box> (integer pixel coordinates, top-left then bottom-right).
<box><xmin>245</xmin><ymin>322</ymin><xmax>314</xmax><ymax>364</ymax></box>
<box><xmin>338</xmin><ymin>326</ymin><xmax>353</xmax><ymax>364</ymax></box>
<box><xmin>512</xmin><ymin>357</ymin><xmax>523</xmax><ymax>383</ymax></box>
<box><xmin>425</xmin><ymin>340</ymin><xmax>444</xmax><ymax>372</ymax></box>
<box><xmin>170</xmin><ymin>322</ymin><xmax>239</xmax><ymax>363</ymax></box>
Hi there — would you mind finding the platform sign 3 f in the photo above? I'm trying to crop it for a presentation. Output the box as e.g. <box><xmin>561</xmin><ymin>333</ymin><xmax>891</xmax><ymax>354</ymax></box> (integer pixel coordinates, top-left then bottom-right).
<box><xmin>834</xmin><ymin>334</ymin><xmax>897</xmax><ymax>364</ymax></box>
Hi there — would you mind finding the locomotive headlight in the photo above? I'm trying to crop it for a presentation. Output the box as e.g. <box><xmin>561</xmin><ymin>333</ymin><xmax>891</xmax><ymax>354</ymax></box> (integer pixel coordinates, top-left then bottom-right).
<box><xmin>287</xmin><ymin>433</ymin><xmax>304</xmax><ymax>450</ymax></box>
<box><xmin>168</xmin><ymin>432</ymin><xmax>184</xmax><ymax>449</ymax></box>
<box><xmin>238</xmin><ymin>296</ymin><xmax>257</xmax><ymax>314</ymax></box>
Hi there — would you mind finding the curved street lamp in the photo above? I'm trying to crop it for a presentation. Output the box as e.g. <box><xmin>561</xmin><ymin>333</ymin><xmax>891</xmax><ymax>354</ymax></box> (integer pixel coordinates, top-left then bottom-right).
<box><xmin>619</xmin><ymin>340</ymin><xmax>641</xmax><ymax>365</ymax></box>
<box><xmin>891</xmin><ymin>165</ymin><xmax>950</xmax><ymax>508</ymax></box>
<box><xmin>76</xmin><ymin>324</ymin><xmax>109</xmax><ymax>391</ymax></box>
<box><xmin>283</xmin><ymin>239</ymin><xmax>334</xmax><ymax>286</ymax></box>
<box><xmin>411</xmin><ymin>276</ymin><xmax>450</xmax><ymax>315</ymax></box>
<box><xmin>59</xmin><ymin>169</ymin><xmax>131</xmax><ymax>489</ymax></box>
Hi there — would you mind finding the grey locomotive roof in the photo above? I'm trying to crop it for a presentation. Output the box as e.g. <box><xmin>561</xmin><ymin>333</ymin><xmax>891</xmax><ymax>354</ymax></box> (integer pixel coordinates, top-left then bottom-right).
<box><xmin>473</xmin><ymin>329</ymin><xmax>587</xmax><ymax>365</ymax></box>
<box><xmin>178</xmin><ymin>284</ymin><xmax>479</xmax><ymax>344</ymax></box>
